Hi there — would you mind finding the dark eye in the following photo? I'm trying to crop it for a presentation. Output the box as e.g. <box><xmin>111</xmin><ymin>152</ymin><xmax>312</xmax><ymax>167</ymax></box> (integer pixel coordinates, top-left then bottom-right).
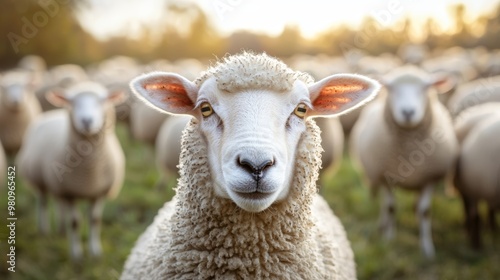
<box><xmin>200</xmin><ymin>102</ymin><xmax>214</xmax><ymax>117</ymax></box>
<box><xmin>294</xmin><ymin>103</ymin><xmax>307</xmax><ymax>118</ymax></box>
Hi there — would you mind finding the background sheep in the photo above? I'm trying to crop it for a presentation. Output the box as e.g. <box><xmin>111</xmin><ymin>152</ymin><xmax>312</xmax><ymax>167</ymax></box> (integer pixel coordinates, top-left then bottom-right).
<box><xmin>350</xmin><ymin>65</ymin><xmax>458</xmax><ymax>258</ymax></box>
<box><xmin>454</xmin><ymin>102</ymin><xmax>500</xmax><ymax>143</ymax></box>
<box><xmin>121</xmin><ymin>52</ymin><xmax>380</xmax><ymax>279</ymax></box>
<box><xmin>154</xmin><ymin>115</ymin><xmax>192</xmax><ymax>188</ymax></box>
<box><xmin>453</xmin><ymin>105</ymin><xmax>500</xmax><ymax>249</ymax></box>
<box><xmin>16</xmin><ymin>81</ymin><xmax>126</xmax><ymax>259</ymax></box>
<box><xmin>447</xmin><ymin>75</ymin><xmax>500</xmax><ymax>117</ymax></box>
<box><xmin>0</xmin><ymin>70</ymin><xmax>42</xmax><ymax>155</ymax></box>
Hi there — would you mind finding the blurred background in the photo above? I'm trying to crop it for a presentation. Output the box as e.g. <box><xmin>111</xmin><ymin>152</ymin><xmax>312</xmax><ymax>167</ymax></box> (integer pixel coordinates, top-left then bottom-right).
<box><xmin>1</xmin><ymin>0</ymin><xmax>499</xmax><ymax>66</ymax></box>
<box><xmin>1</xmin><ymin>0</ymin><xmax>500</xmax><ymax>279</ymax></box>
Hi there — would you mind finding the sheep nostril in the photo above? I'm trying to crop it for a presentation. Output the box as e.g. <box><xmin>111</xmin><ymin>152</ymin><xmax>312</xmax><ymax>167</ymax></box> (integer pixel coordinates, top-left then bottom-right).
<box><xmin>82</xmin><ymin>118</ymin><xmax>93</xmax><ymax>130</ymax></box>
<box><xmin>402</xmin><ymin>109</ymin><xmax>415</xmax><ymax>121</ymax></box>
<box><xmin>238</xmin><ymin>157</ymin><xmax>275</xmax><ymax>181</ymax></box>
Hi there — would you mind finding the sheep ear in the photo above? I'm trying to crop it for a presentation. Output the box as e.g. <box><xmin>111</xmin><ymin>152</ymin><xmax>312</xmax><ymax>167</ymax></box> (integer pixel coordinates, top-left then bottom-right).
<box><xmin>308</xmin><ymin>74</ymin><xmax>380</xmax><ymax>117</ymax></box>
<box><xmin>130</xmin><ymin>72</ymin><xmax>198</xmax><ymax>116</ymax></box>
<box><xmin>429</xmin><ymin>73</ymin><xmax>457</xmax><ymax>94</ymax></box>
<box><xmin>46</xmin><ymin>88</ymin><xmax>68</xmax><ymax>107</ymax></box>
<box><xmin>107</xmin><ymin>89</ymin><xmax>127</xmax><ymax>105</ymax></box>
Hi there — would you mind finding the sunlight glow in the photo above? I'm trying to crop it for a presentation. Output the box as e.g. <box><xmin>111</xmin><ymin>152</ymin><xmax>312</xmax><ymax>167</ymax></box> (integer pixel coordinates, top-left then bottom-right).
<box><xmin>78</xmin><ymin>0</ymin><xmax>500</xmax><ymax>40</ymax></box>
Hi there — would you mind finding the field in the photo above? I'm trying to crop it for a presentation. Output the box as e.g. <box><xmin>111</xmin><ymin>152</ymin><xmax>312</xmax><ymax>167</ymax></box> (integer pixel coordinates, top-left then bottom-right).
<box><xmin>1</xmin><ymin>123</ymin><xmax>498</xmax><ymax>280</ymax></box>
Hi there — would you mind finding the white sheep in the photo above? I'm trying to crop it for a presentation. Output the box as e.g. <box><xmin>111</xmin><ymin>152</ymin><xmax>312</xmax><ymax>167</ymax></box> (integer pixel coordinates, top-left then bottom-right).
<box><xmin>454</xmin><ymin>102</ymin><xmax>500</xmax><ymax>144</ymax></box>
<box><xmin>350</xmin><ymin>65</ymin><xmax>459</xmax><ymax>259</ymax></box>
<box><xmin>0</xmin><ymin>70</ymin><xmax>42</xmax><ymax>154</ymax></box>
<box><xmin>18</xmin><ymin>55</ymin><xmax>47</xmax><ymax>88</ymax></box>
<box><xmin>447</xmin><ymin>75</ymin><xmax>500</xmax><ymax>118</ymax></box>
<box><xmin>454</xmin><ymin>111</ymin><xmax>500</xmax><ymax>249</ymax></box>
<box><xmin>121</xmin><ymin>52</ymin><xmax>380</xmax><ymax>279</ymax></box>
<box><xmin>16</xmin><ymin>81</ymin><xmax>126</xmax><ymax>259</ymax></box>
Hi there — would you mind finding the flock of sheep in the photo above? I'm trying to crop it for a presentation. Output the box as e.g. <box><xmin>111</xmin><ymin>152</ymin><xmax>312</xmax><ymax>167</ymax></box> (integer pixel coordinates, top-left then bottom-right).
<box><xmin>0</xmin><ymin>44</ymin><xmax>499</xmax><ymax>278</ymax></box>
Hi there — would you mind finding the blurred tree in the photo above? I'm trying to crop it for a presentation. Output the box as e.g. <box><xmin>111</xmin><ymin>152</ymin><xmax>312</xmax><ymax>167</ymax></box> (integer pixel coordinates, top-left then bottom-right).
<box><xmin>1</xmin><ymin>0</ymin><xmax>101</xmax><ymax>68</ymax></box>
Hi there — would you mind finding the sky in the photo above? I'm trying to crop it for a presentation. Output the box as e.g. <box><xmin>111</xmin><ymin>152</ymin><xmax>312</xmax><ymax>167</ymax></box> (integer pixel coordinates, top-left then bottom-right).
<box><xmin>77</xmin><ymin>0</ymin><xmax>500</xmax><ymax>40</ymax></box>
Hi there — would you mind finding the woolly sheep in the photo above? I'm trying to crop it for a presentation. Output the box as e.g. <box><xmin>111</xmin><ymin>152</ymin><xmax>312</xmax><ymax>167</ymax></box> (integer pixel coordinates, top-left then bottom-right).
<box><xmin>454</xmin><ymin>102</ymin><xmax>500</xmax><ymax>143</ymax></box>
<box><xmin>0</xmin><ymin>70</ymin><xmax>42</xmax><ymax>154</ymax></box>
<box><xmin>454</xmin><ymin>111</ymin><xmax>500</xmax><ymax>248</ymax></box>
<box><xmin>447</xmin><ymin>75</ymin><xmax>500</xmax><ymax>117</ymax></box>
<box><xmin>121</xmin><ymin>52</ymin><xmax>380</xmax><ymax>279</ymax></box>
<box><xmin>16</xmin><ymin>81</ymin><xmax>126</xmax><ymax>259</ymax></box>
<box><xmin>350</xmin><ymin>65</ymin><xmax>459</xmax><ymax>258</ymax></box>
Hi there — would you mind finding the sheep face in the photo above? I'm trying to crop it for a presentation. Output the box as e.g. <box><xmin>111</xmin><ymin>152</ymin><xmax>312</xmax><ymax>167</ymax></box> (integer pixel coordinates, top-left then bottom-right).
<box><xmin>384</xmin><ymin>68</ymin><xmax>455</xmax><ymax>128</ymax></box>
<box><xmin>0</xmin><ymin>72</ymin><xmax>35</xmax><ymax>111</ymax></box>
<box><xmin>386</xmin><ymin>79</ymin><xmax>430</xmax><ymax>128</ymax></box>
<box><xmin>132</xmin><ymin>65</ymin><xmax>380</xmax><ymax>213</ymax></box>
<box><xmin>47</xmin><ymin>82</ymin><xmax>125</xmax><ymax>136</ymax></box>
<box><xmin>196</xmin><ymin>77</ymin><xmax>309</xmax><ymax>212</ymax></box>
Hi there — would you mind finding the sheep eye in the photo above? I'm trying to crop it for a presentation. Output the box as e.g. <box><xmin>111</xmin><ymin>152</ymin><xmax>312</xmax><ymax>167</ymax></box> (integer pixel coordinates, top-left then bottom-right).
<box><xmin>200</xmin><ymin>102</ymin><xmax>214</xmax><ymax>117</ymax></box>
<box><xmin>294</xmin><ymin>103</ymin><xmax>307</xmax><ymax>118</ymax></box>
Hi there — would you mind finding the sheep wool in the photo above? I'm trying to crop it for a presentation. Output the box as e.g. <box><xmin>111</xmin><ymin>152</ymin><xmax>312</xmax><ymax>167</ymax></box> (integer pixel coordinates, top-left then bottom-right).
<box><xmin>195</xmin><ymin>52</ymin><xmax>314</xmax><ymax>93</ymax></box>
<box><xmin>121</xmin><ymin>118</ymin><xmax>355</xmax><ymax>279</ymax></box>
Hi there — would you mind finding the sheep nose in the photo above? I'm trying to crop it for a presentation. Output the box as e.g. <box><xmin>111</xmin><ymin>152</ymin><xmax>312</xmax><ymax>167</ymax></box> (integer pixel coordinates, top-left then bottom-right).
<box><xmin>237</xmin><ymin>157</ymin><xmax>275</xmax><ymax>181</ymax></box>
<box><xmin>402</xmin><ymin>109</ymin><xmax>415</xmax><ymax>121</ymax></box>
<box><xmin>82</xmin><ymin>118</ymin><xmax>93</xmax><ymax>130</ymax></box>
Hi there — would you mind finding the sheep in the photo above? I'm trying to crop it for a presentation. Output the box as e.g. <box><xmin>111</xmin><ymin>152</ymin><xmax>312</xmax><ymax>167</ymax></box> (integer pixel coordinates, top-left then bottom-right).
<box><xmin>0</xmin><ymin>70</ymin><xmax>42</xmax><ymax>155</ymax></box>
<box><xmin>16</xmin><ymin>81</ymin><xmax>126</xmax><ymax>259</ymax></box>
<box><xmin>454</xmin><ymin>111</ymin><xmax>500</xmax><ymax>249</ymax></box>
<box><xmin>18</xmin><ymin>55</ymin><xmax>47</xmax><ymax>87</ymax></box>
<box><xmin>121</xmin><ymin>52</ymin><xmax>380</xmax><ymax>279</ymax></box>
<box><xmin>454</xmin><ymin>102</ymin><xmax>500</xmax><ymax>144</ymax></box>
<box><xmin>155</xmin><ymin>115</ymin><xmax>192</xmax><ymax>188</ymax></box>
<box><xmin>447</xmin><ymin>75</ymin><xmax>500</xmax><ymax>118</ymax></box>
<box><xmin>350</xmin><ymin>65</ymin><xmax>459</xmax><ymax>259</ymax></box>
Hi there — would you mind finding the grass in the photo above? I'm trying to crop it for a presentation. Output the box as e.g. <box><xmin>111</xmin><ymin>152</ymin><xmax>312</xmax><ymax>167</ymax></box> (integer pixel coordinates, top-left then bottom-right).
<box><xmin>1</xmin><ymin>123</ymin><xmax>498</xmax><ymax>279</ymax></box>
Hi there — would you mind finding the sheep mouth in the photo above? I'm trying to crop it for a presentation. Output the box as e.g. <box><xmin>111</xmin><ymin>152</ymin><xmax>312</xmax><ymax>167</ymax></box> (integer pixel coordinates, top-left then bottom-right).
<box><xmin>234</xmin><ymin>191</ymin><xmax>273</xmax><ymax>200</ymax></box>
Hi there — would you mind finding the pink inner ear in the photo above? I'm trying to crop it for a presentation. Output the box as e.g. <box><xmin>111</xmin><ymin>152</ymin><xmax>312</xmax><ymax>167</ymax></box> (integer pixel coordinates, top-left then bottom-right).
<box><xmin>313</xmin><ymin>83</ymin><xmax>366</xmax><ymax>111</ymax></box>
<box><xmin>145</xmin><ymin>83</ymin><xmax>194</xmax><ymax>108</ymax></box>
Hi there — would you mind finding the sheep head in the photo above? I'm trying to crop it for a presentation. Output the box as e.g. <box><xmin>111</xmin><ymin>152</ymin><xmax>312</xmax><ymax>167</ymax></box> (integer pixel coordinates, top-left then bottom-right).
<box><xmin>46</xmin><ymin>81</ymin><xmax>126</xmax><ymax>136</ymax></box>
<box><xmin>382</xmin><ymin>66</ymin><xmax>456</xmax><ymax>128</ymax></box>
<box><xmin>0</xmin><ymin>70</ymin><xmax>36</xmax><ymax>111</ymax></box>
<box><xmin>132</xmin><ymin>53</ymin><xmax>380</xmax><ymax>212</ymax></box>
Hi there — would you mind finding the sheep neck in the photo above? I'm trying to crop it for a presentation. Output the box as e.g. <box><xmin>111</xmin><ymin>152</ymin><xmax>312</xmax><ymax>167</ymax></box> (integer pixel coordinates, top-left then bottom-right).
<box><xmin>164</xmin><ymin>119</ymin><xmax>323</xmax><ymax>277</ymax></box>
